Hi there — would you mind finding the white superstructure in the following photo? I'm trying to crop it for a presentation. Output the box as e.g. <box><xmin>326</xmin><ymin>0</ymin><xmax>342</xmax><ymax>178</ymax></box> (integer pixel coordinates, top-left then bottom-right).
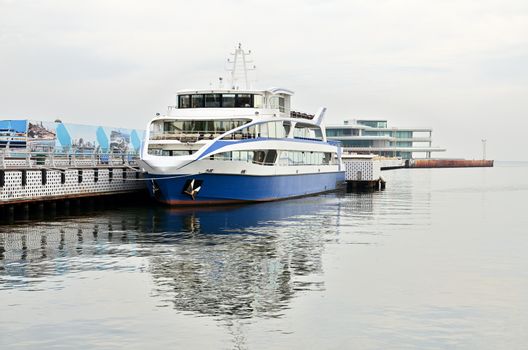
<box><xmin>138</xmin><ymin>45</ymin><xmax>344</xmax><ymax>205</ymax></box>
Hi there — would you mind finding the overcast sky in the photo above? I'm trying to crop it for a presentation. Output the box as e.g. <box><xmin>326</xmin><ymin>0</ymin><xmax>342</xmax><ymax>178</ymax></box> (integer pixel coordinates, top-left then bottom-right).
<box><xmin>1</xmin><ymin>0</ymin><xmax>527</xmax><ymax>160</ymax></box>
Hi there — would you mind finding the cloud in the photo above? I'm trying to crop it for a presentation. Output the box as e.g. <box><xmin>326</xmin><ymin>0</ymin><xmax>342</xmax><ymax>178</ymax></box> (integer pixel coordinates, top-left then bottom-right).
<box><xmin>1</xmin><ymin>44</ymin><xmax>139</xmax><ymax>81</ymax></box>
<box><xmin>0</xmin><ymin>0</ymin><xmax>527</xmax><ymax>160</ymax></box>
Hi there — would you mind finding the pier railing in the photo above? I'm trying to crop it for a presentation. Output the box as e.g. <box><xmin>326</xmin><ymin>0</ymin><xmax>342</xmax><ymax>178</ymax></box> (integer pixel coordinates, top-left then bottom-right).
<box><xmin>0</xmin><ymin>149</ymin><xmax>139</xmax><ymax>169</ymax></box>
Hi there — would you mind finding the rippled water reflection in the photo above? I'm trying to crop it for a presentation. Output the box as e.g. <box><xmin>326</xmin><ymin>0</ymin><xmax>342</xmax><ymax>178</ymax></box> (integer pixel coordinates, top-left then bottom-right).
<box><xmin>1</xmin><ymin>163</ymin><xmax>528</xmax><ymax>349</ymax></box>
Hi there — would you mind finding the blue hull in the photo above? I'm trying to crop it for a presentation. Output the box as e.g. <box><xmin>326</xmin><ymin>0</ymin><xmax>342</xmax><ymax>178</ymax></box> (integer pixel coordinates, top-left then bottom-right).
<box><xmin>146</xmin><ymin>172</ymin><xmax>345</xmax><ymax>205</ymax></box>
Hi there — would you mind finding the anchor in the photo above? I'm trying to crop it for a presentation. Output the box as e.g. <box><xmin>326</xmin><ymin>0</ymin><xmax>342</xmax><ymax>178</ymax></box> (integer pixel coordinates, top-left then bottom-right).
<box><xmin>183</xmin><ymin>179</ymin><xmax>202</xmax><ymax>200</ymax></box>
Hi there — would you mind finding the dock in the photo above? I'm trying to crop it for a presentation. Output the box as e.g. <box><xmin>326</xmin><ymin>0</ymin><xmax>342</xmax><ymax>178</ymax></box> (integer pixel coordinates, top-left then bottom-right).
<box><xmin>0</xmin><ymin>118</ymin><xmax>149</xmax><ymax>219</ymax></box>
<box><xmin>342</xmin><ymin>154</ymin><xmax>390</xmax><ymax>192</ymax></box>
<box><xmin>342</xmin><ymin>155</ymin><xmax>494</xmax><ymax>192</ymax></box>
<box><xmin>0</xmin><ymin>149</ymin><xmax>146</xmax><ymax>219</ymax></box>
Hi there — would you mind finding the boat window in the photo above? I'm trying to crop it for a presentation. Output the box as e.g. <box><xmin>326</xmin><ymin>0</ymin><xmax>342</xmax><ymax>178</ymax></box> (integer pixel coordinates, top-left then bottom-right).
<box><xmin>150</xmin><ymin>121</ymin><xmax>163</xmax><ymax>134</ymax></box>
<box><xmin>283</xmin><ymin>121</ymin><xmax>291</xmax><ymax>137</ymax></box>
<box><xmin>214</xmin><ymin>120</ymin><xmax>227</xmax><ymax>133</ymax></box>
<box><xmin>222</xmin><ymin>123</ymin><xmax>257</xmax><ymax>140</ymax></box>
<box><xmin>178</xmin><ymin>95</ymin><xmax>190</xmax><ymax>108</ymax></box>
<box><xmin>270</xmin><ymin>121</ymin><xmax>289</xmax><ymax>138</ymax></box>
<box><xmin>205</xmin><ymin>94</ymin><xmax>221</xmax><ymax>107</ymax></box>
<box><xmin>221</xmin><ymin>121</ymin><xmax>292</xmax><ymax>140</ymax></box>
<box><xmin>150</xmin><ymin>119</ymin><xmax>250</xmax><ymax>141</ymax></box>
<box><xmin>278</xmin><ymin>151</ymin><xmax>289</xmax><ymax>166</ymax></box>
<box><xmin>191</xmin><ymin>94</ymin><xmax>204</xmax><ymax>108</ymax></box>
<box><xmin>148</xmin><ymin>147</ymin><xmax>197</xmax><ymax>156</ymax></box>
<box><xmin>276</xmin><ymin>151</ymin><xmax>337</xmax><ymax>166</ymax></box>
<box><xmin>208</xmin><ymin>150</ymin><xmax>337</xmax><ymax>166</ymax></box>
<box><xmin>236</xmin><ymin>94</ymin><xmax>252</xmax><ymax>108</ymax></box>
<box><xmin>177</xmin><ymin>93</ymin><xmax>260</xmax><ymax>108</ymax></box>
<box><xmin>293</xmin><ymin>123</ymin><xmax>323</xmax><ymax>141</ymax></box>
<box><xmin>253</xmin><ymin>151</ymin><xmax>266</xmax><ymax>165</ymax></box>
<box><xmin>250</xmin><ymin>150</ymin><xmax>277</xmax><ymax>165</ymax></box>
<box><xmin>268</xmin><ymin>96</ymin><xmax>286</xmax><ymax>112</ymax></box>
<box><xmin>258</xmin><ymin>123</ymin><xmax>268</xmax><ymax>138</ymax></box>
<box><xmin>240</xmin><ymin>151</ymin><xmax>249</xmax><ymax>162</ymax></box>
<box><xmin>264</xmin><ymin>150</ymin><xmax>278</xmax><ymax>164</ymax></box>
<box><xmin>222</xmin><ymin>94</ymin><xmax>236</xmax><ymax>107</ymax></box>
<box><xmin>254</xmin><ymin>95</ymin><xmax>264</xmax><ymax>108</ymax></box>
<box><xmin>267</xmin><ymin>122</ymin><xmax>277</xmax><ymax>138</ymax></box>
<box><xmin>269</xmin><ymin>96</ymin><xmax>278</xmax><ymax>110</ymax></box>
<box><xmin>278</xmin><ymin>97</ymin><xmax>285</xmax><ymax>112</ymax></box>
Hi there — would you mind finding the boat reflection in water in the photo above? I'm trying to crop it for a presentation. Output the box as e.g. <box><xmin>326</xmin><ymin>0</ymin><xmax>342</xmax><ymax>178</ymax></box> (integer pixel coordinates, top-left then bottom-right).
<box><xmin>0</xmin><ymin>195</ymin><xmax>342</xmax><ymax>321</ymax></box>
<box><xmin>147</xmin><ymin>199</ymin><xmax>338</xmax><ymax>319</ymax></box>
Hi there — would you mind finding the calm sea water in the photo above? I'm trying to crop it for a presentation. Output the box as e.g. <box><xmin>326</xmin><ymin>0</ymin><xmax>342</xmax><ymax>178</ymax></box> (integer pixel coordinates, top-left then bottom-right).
<box><xmin>1</xmin><ymin>162</ymin><xmax>528</xmax><ymax>349</ymax></box>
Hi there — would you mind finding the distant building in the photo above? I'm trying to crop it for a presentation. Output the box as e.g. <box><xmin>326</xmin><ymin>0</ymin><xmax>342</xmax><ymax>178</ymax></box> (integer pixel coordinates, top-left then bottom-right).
<box><xmin>326</xmin><ymin>119</ymin><xmax>445</xmax><ymax>159</ymax></box>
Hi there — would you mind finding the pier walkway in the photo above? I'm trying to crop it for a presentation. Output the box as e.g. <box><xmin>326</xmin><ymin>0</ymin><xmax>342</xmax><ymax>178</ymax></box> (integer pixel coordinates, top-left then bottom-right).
<box><xmin>0</xmin><ymin>149</ymin><xmax>146</xmax><ymax>207</ymax></box>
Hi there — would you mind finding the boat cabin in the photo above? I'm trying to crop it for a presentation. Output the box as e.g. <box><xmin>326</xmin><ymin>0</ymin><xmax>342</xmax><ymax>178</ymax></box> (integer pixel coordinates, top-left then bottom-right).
<box><xmin>174</xmin><ymin>88</ymin><xmax>292</xmax><ymax>115</ymax></box>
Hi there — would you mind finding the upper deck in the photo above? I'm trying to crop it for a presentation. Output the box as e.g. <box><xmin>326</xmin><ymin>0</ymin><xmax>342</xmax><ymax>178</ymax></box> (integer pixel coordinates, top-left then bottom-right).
<box><xmin>146</xmin><ymin>81</ymin><xmax>331</xmax><ymax>148</ymax></box>
<box><xmin>169</xmin><ymin>88</ymin><xmax>294</xmax><ymax>118</ymax></box>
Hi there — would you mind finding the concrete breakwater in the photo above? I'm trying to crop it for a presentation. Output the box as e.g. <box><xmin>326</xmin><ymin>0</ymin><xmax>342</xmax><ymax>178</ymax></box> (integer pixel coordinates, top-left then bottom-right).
<box><xmin>408</xmin><ymin>159</ymin><xmax>494</xmax><ymax>168</ymax></box>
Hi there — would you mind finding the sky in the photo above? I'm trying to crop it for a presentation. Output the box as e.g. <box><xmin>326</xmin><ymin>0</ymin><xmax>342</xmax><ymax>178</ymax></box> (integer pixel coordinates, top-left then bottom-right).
<box><xmin>1</xmin><ymin>0</ymin><xmax>527</xmax><ymax>160</ymax></box>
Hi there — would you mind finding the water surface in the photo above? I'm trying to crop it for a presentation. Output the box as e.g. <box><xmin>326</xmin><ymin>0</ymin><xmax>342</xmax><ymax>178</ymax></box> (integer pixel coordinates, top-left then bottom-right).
<box><xmin>1</xmin><ymin>163</ymin><xmax>527</xmax><ymax>349</ymax></box>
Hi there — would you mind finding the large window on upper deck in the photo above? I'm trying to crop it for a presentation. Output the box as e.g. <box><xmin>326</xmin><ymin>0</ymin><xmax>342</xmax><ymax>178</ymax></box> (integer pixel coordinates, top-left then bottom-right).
<box><xmin>149</xmin><ymin>119</ymin><xmax>251</xmax><ymax>141</ymax></box>
<box><xmin>222</xmin><ymin>94</ymin><xmax>236</xmax><ymax>107</ymax></box>
<box><xmin>177</xmin><ymin>93</ymin><xmax>261</xmax><ymax>108</ymax></box>
<box><xmin>205</xmin><ymin>94</ymin><xmax>221</xmax><ymax>107</ymax></box>
<box><xmin>221</xmin><ymin>121</ymin><xmax>291</xmax><ymax>140</ymax></box>
<box><xmin>191</xmin><ymin>95</ymin><xmax>204</xmax><ymax>108</ymax></box>
<box><xmin>235</xmin><ymin>94</ymin><xmax>252</xmax><ymax>107</ymax></box>
<box><xmin>178</xmin><ymin>95</ymin><xmax>190</xmax><ymax>109</ymax></box>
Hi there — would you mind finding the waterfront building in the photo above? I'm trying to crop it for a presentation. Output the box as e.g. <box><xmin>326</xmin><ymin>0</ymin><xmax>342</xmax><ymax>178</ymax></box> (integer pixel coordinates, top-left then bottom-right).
<box><xmin>326</xmin><ymin>119</ymin><xmax>445</xmax><ymax>159</ymax></box>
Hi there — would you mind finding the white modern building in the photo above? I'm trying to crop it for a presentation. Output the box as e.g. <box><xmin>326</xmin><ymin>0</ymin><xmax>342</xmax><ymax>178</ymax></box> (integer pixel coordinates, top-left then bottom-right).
<box><xmin>326</xmin><ymin>119</ymin><xmax>445</xmax><ymax>159</ymax></box>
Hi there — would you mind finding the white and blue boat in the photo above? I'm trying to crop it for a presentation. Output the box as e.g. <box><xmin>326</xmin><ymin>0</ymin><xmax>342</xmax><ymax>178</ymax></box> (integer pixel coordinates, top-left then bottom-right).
<box><xmin>139</xmin><ymin>45</ymin><xmax>345</xmax><ymax>205</ymax></box>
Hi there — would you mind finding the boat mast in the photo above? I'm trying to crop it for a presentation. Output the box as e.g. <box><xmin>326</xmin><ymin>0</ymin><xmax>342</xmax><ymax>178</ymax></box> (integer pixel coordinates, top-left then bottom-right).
<box><xmin>226</xmin><ymin>43</ymin><xmax>255</xmax><ymax>90</ymax></box>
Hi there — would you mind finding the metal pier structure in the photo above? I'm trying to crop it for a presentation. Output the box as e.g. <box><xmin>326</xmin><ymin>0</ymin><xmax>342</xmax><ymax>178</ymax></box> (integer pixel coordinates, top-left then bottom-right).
<box><xmin>0</xmin><ymin>150</ymin><xmax>146</xmax><ymax>215</ymax></box>
<box><xmin>342</xmin><ymin>154</ymin><xmax>400</xmax><ymax>192</ymax></box>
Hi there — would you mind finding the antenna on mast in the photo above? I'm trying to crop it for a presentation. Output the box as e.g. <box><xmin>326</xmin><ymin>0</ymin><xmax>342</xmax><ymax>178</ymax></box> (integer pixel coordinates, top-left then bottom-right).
<box><xmin>226</xmin><ymin>43</ymin><xmax>256</xmax><ymax>90</ymax></box>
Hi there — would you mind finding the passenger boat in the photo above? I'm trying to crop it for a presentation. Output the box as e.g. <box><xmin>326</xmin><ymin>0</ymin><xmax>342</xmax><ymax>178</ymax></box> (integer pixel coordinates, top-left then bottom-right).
<box><xmin>138</xmin><ymin>45</ymin><xmax>345</xmax><ymax>205</ymax></box>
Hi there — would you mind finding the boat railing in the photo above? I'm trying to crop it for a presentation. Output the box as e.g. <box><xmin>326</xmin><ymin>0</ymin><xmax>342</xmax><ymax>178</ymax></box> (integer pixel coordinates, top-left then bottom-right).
<box><xmin>293</xmin><ymin>136</ymin><xmax>324</xmax><ymax>142</ymax></box>
<box><xmin>209</xmin><ymin>155</ymin><xmax>334</xmax><ymax>167</ymax></box>
<box><xmin>327</xmin><ymin>140</ymin><xmax>342</xmax><ymax>147</ymax></box>
<box><xmin>221</xmin><ymin>132</ymin><xmax>257</xmax><ymax>140</ymax></box>
<box><xmin>150</xmin><ymin>131</ymin><xmax>224</xmax><ymax>142</ymax></box>
<box><xmin>0</xmin><ymin>149</ymin><xmax>139</xmax><ymax>169</ymax></box>
<box><xmin>208</xmin><ymin>154</ymin><xmax>274</xmax><ymax>166</ymax></box>
<box><xmin>290</xmin><ymin>111</ymin><xmax>315</xmax><ymax>120</ymax></box>
<box><xmin>150</xmin><ymin>131</ymin><xmax>260</xmax><ymax>142</ymax></box>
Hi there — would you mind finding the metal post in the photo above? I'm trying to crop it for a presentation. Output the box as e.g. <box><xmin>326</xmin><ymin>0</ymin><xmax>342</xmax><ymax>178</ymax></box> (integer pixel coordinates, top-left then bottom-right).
<box><xmin>22</xmin><ymin>203</ymin><xmax>29</xmax><ymax>221</ymax></box>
